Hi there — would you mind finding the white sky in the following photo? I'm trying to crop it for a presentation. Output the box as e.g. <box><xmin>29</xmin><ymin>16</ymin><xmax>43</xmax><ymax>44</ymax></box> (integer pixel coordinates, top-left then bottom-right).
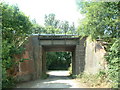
<box><xmin>3</xmin><ymin>0</ymin><xmax>84</xmax><ymax>27</ymax></box>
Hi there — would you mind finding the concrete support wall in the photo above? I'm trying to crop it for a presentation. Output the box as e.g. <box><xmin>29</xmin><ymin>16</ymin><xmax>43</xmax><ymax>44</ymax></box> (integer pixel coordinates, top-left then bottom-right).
<box><xmin>74</xmin><ymin>45</ymin><xmax>80</xmax><ymax>75</ymax></box>
<box><xmin>84</xmin><ymin>37</ymin><xmax>107</xmax><ymax>74</ymax></box>
<box><xmin>32</xmin><ymin>37</ymin><xmax>42</xmax><ymax>79</ymax></box>
<box><xmin>72</xmin><ymin>51</ymin><xmax>75</xmax><ymax>75</ymax></box>
<box><xmin>38</xmin><ymin>46</ymin><xmax>43</xmax><ymax>78</ymax></box>
<box><xmin>74</xmin><ymin>38</ymin><xmax>86</xmax><ymax>75</ymax></box>
<box><xmin>42</xmin><ymin>47</ymin><xmax>46</xmax><ymax>75</ymax></box>
<box><xmin>79</xmin><ymin>38</ymin><xmax>86</xmax><ymax>73</ymax></box>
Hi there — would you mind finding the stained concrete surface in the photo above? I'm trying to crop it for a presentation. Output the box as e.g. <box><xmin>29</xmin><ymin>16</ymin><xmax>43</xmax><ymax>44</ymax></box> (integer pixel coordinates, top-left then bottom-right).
<box><xmin>16</xmin><ymin>70</ymin><xmax>87</xmax><ymax>88</ymax></box>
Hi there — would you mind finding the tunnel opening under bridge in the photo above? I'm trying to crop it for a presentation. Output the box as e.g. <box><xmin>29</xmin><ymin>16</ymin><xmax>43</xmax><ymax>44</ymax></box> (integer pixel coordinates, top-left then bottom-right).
<box><xmin>40</xmin><ymin>42</ymin><xmax>86</xmax><ymax>78</ymax></box>
<box><xmin>46</xmin><ymin>51</ymin><xmax>72</xmax><ymax>71</ymax></box>
<box><xmin>41</xmin><ymin>45</ymin><xmax>77</xmax><ymax>76</ymax></box>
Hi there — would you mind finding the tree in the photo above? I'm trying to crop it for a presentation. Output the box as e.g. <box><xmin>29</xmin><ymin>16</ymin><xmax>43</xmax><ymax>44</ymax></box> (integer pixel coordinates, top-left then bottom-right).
<box><xmin>105</xmin><ymin>39</ymin><xmax>120</xmax><ymax>88</ymax></box>
<box><xmin>60</xmin><ymin>21</ymin><xmax>69</xmax><ymax>34</ymax></box>
<box><xmin>68</xmin><ymin>22</ymin><xmax>76</xmax><ymax>34</ymax></box>
<box><xmin>2</xmin><ymin>2</ymin><xmax>33</xmax><ymax>88</ymax></box>
<box><xmin>31</xmin><ymin>19</ymin><xmax>45</xmax><ymax>34</ymax></box>
<box><xmin>77</xmin><ymin>1</ymin><xmax>120</xmax><ymax>40</ymax></box>
<box><xmin>44</xmin><ymin>13</ymin><xmax>59</xmax><ymax>28</ymax></box>
<box><xmin>76</xmin><ymin>1</ymin><xmax>120</xmax><ymax>88</ymax></box>
<box><xmin>44</xmin><ymin>13</ymin><xmax>76</xmax><ymax>34</ymax></box>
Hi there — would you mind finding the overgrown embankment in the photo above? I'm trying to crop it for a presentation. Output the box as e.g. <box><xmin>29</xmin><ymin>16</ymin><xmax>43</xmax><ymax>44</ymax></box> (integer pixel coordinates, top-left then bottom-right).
<box><xmin>75</xmin><ymin>71</ymin><xmax>110</xmax><ymax>88</ymax></box>
<box><xmin>75</xmin><ymin>1</ymin><xmax>120</xmax><ymax>88</ymax></box>
<box><xmin>2</xmin><ymin>2</ymin><xmax>33</xmax><ymax>88</ymax></box>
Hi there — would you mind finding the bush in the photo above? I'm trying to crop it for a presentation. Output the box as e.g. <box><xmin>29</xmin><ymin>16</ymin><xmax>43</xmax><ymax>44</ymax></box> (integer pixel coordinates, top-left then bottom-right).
<box><xmin>2</xmin><ymin>2</ymin><xmax>32</xmax><ymax>88</ymax></box>
<box><xmin>105</xmin><ymin>39</ymin><xmax>120</xmax><ymax>88</ymax></box>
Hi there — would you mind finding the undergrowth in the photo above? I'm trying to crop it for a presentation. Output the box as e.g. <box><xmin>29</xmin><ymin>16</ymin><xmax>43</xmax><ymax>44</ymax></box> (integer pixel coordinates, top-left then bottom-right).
<box><xmin>74</xmin><ymin>70</ymin><xmax>112</xmax><ymax>88</ymax></box>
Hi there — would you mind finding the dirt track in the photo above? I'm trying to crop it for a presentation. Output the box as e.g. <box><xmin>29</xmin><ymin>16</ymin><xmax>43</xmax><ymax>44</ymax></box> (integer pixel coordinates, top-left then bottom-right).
<box><xmin>16</xmin><ymin>70</ymin><xmax>87</xmax><ymax>88</ymax></box>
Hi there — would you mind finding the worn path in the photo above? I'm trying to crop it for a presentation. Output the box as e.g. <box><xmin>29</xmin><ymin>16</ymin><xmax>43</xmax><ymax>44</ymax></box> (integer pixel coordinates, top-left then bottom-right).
<box><xmin>17</xmin><ymin>70</ymin><xmax>88</xmax><ymax>88</ymax></box>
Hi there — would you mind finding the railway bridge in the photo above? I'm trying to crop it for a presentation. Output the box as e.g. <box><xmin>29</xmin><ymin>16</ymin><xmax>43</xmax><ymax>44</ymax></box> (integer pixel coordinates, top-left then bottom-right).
<box><xmin>16</xmin><ymin>34</ymin><xmax>105</xmax><ymax>82</ymax></box>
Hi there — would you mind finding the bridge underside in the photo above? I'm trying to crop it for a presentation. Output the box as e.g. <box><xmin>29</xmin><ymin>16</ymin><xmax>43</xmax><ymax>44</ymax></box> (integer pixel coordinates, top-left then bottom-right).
<box><xmin>43</xmin><ymin>45</ymin><xmax>75</xmax><ymax>52</ymax></box>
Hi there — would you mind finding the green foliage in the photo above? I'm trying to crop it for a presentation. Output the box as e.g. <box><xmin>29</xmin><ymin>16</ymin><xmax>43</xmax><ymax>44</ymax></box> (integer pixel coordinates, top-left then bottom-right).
<box><xmin>31</xmin><ymin>19</ymin><xmax>45</xmax><ymax>34</ymax></box>
<box><xmin>2</xmin><ymin>2</ymin><xmax>32</xmax><ymax>88</ymax></box>
<box><xmin>105</xmin><ymin>39</ymin><xmax>120</xmax><ymax>88</ymax></box>
<box><xmin>32</xmin><ymin>13</ymin><xmax>76</xmax><ymax>35</ymax></box>
<box><xmin>44</xmin><ymin>13</ymin><xmax>76</xmax><ymax>34</ymax></box>
<box><xmin>77</xmin><ymin>1</ymin><xmax>120</xmax><ymax>88</ymax></box>
<box><xmin>2</xmin><ymin>68</ymin><xmax>16</xmax><ymax>88</ymax></box>
<box><xmin>46</xmin><ymin>52</ymin><xmax>72</xmax><ymax>70</ymax></box>
<box><xmin>77</xmin><ymin>2</ymin><xmax>119</xmax><ymax>40</ymax></box>
<box><xmin>44</xmin><ymin>13</ymin><xmax>58</xmax><ymax>28</ymax></box>
<box><xmin>44</xmin><ymin>26</ymin><xmax>61</xmax><ymax>34</ymax></box>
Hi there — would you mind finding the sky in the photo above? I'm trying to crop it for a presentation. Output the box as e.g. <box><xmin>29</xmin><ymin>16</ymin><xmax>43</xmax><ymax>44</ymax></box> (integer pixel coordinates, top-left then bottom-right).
<box><xmin>3</xmin><ymin>0</ymin><xmax>84</xmax><ymax>27</ymax></box>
